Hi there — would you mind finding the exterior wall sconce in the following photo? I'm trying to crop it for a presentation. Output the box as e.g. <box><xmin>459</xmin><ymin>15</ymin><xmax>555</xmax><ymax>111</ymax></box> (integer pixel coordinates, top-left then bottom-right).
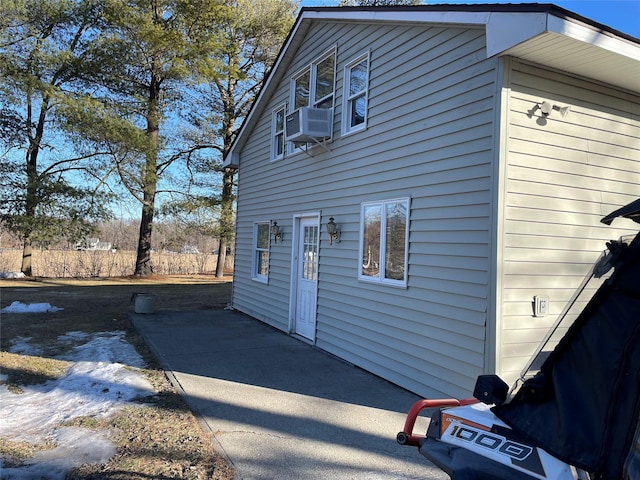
<box><xmin>271</xmin><ymin>221</ymin><xmax>282</xmax><ymax>243</ymax></box>
<box><xmin>326</xmin><ymin>217</ymin><xmax>340</xmax><ymax>245</ymax></box>
<box><xmin>538</xmin><ymin>100</ymin><xmax>571</xmax><ymax>118</ymax></box>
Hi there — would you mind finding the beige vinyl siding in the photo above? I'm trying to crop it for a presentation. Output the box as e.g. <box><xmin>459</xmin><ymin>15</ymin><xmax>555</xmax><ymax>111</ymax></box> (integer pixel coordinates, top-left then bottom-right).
<box><xmin>498</xmin><ymin>60</ymin><xmax>640</xmax><ymax>384</ymax></box>
<box><xmin>233</xmin><ymin>20</ymin><xmax>498</xmax><ymax>399</ymax></box>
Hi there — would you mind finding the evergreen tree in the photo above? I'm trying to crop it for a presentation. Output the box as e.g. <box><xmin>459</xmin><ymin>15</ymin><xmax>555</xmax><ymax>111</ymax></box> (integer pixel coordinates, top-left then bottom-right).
<box><xmin>63</xmin><ymin>0</ymin><xmax>228</xmax><ymax>276</ymax></box>
<box><xmin>0</xmin><ymin>0</ymin><xmax>113</xmax><ymax>276</ymax></box>
<box><xmin>161</xmin><ymin>0</ymin><xmax>297</xmax><ymax>277</ymax></box>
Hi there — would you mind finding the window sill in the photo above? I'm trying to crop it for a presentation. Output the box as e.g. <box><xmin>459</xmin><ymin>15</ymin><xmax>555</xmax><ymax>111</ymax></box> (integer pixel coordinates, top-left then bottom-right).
<box><xmin>341</xmin><ymin>124</ymin><xmax>367</xmax><ymax>138</ymax></box>
<box><xmin>358</xmin><ymin>277</ymin><xmax>408</xmax><ymax>289</ymax></box>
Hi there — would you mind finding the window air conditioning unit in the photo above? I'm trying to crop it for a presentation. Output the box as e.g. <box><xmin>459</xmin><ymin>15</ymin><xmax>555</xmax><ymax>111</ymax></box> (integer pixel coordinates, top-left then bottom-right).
<box><xmin>285</xmin><ymin>107</ymin><xmax>332</xmax><ymax>143</ymax></box>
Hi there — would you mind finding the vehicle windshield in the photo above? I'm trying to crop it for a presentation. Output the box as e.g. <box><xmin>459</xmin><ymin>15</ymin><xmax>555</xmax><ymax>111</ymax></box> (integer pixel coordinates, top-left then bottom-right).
<box><xmin>511</xmin><ymin>235</ymin><xmax>634</xmax><ymax>395</ymax></box>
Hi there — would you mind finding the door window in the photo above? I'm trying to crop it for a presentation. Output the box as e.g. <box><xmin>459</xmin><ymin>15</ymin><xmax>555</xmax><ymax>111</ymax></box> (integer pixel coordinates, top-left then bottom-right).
<box><xmin>302</xmin><ymin>225</ymin><xmax>318</xmax><ymax>281</ymax></box>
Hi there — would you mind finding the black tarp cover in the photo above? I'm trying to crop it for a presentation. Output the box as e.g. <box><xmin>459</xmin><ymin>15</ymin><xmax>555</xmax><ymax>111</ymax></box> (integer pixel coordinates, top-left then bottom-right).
<box><xmin>492</xmin><ymin>231</ymin><xmax>640</xmax><ymax>480</ymax></box>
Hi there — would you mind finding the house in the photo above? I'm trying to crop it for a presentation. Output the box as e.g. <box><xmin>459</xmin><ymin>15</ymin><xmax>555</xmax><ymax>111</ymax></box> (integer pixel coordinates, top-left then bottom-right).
<box><xmin>75</xmin><ymin>238</ymin><xmax>112</xmax><ymax>251</ymax></box>
<box><xmin>224</xmin><ymin>4</ymin><xmax>640</xmax><ymax>399</ymax></box>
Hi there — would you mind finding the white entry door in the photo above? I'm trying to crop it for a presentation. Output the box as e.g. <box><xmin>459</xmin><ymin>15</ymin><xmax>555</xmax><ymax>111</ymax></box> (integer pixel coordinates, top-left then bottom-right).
<box><xmin>293</xmin><ymin>217</ymin><xmax>319</xmax><ymax>341</ymax></box>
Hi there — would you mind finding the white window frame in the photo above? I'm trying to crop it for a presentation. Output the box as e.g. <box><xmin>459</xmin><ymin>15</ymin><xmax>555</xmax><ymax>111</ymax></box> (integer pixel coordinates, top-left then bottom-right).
<box><xmin>271</xmin><ymin>104</ymin><xmax>286</xmax><ymax>161</ymax></box>
<box><xmin>288</xmin><ymin>47</ymin><xmax>336</xmax><ymax>153</ymax></box>
<box><xmin>358</xmin><ymin>198</ymin><xmax>410</xmax><ymax>288</ymax></box>
<box><xmin>292</xmin><ymin>66</ymin><xmax>311</xmax><ymax>111</ymax></box>
<box><xmin>311</xmin><ymin>49</ymin><xmax>336</xmax><ymax>109</ymax></box>
<box><xmin>342</xmin><ymin>52</ymin><xmax>370</xmax><ymax>136</ymax></box>
<box><xmin>252</xmin><ymin>221</ymin><xmax>270</xmax><ymax>283</ymax></box>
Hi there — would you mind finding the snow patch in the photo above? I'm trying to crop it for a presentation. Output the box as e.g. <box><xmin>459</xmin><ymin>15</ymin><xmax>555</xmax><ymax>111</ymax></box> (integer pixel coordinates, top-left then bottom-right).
<box><xmin>0</xmin><ymin>428</ymin><xmax>116</xmax><ymax>480</ymax></box>
<box><xmin>1</xmin><ymin>301</ymin><xmax>63</xmax><ymax>313</ymax></box>
<box><xmin>8</xmin><ymin>337</ymin><xmax>41</xmax><ymax>356</ymax></box>
<box><xmin>0</xmin><ymin>271</ymin><xmax>26</xmax><ymax>279</ymax></box>
<box><xmin>0</xmin><ymin>331</ymin><xmax>154</xmax><ymax>479</ymax></box>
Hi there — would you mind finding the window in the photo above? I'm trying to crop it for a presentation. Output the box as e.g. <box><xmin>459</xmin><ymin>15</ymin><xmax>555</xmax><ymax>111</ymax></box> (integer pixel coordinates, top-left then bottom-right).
<box><xmin>313</xmin><ymin>53</ymin><xmax>335</xmax><ymax>109</ymax></box>
<box><xmin>272</xmin><ymin>105</ymin><xmax>285</xmax><ymax>160</ymax></box>
<box><xmin>343</xmin><ymin>53</ymin><xmax>369</xmax><ymax>134</ymax></box>
<box><xmin>252</xmin><ymin>222</ymin><xmax>270</xmax><ymax>282</ymax></box>
<box><xmin>291</xmin><ymin>50</ymin><xmax>335</xmax><ymax>110</ymax></box>
<box><xmin>288</xmin><ymin>49</ymin><xmax>336</xmax><ymax>151</ymax></box>
<box><xmin>293</xmin><ymin>68</ymin><xmax>310</xmax><ymax>110</ymax></box>
<box><xmin>359</xmin><ymin>198</ymin><xmax>409</xmax><ymax>287</ymax></box>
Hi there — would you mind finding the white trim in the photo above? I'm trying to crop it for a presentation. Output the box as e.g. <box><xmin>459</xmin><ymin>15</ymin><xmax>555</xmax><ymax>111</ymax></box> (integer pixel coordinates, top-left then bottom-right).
<box><xmin>289</xmin><ymin>46</ymin><xmax>337</xmax><ymax>110</ymax></box>
<box><xmin>251</xmin><ymin>221</ymin><xmax>270</xmax><ymax>284</ymax></box>
<box><xmin>358</xmin><ymin>198</ymin><xmax>410</xmax><ymax>288</ymax></box>
<box><xmin>486</xmin><ymin>56</ymin><xmax>511</xmax><ymax>377</ymax></box>
<box><xmin>313</xmin><ymin>47</ymin><xmax>337</xmax><ymax>108</ymax></box>
<box><xmin>301</xmin><ymin>9</ymin><xmax>490</xmax><ymax>27</ymax></box>
<box><xmin>287</xmin><ymin>46</ymin><xmax>337</xmax><ymax>155</ymax></box>
<box><xmin>486</xmin><ymin>12</ymin><xmax>640</xmax><ymax>60</ymax></box>
<box><xmin>290</xmin><ymin>65</ymin><xmax>311</xmax><ymax>108</ymax></box>
<box><xmin>485</xmin><ymin>12</ymin><xmax>547</xmax><ymax>58</ymax></box>
<box><xmin>271</xmin><ymin>103</ymin><xmax>287</xmax><ymax>161</ymax></box>
<box><xmin>342</xmin><ymin>50</ymin><xmax>371</xmax><ymax>137</ymax></box>
<box><xmin>546</xmin><ymin>16</ymin><xmax>640</xmax><ymax>60</ymax></box>
<box><xmin>288</xmin><ymin>212</ymin><xmax>321</xmax><ymax>334</ymax></box>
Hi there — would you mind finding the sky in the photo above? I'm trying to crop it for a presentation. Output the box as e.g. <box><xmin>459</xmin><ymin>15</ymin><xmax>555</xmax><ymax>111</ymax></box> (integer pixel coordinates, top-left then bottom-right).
<box><xmin>0</xmin><ymin>319</ymin><xmax>153</xmax><ymax>480</ymax></box>
<box><xmin>300</xmin><ymin>1</ymin><xmax>640</xmax><ymax>39</ymax></box>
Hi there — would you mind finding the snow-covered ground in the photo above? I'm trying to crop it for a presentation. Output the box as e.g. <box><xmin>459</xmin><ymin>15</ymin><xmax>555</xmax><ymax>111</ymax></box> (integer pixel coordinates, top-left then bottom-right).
<box><xmin>0</xmin><ymin>303</ymin><xmax>154</xmax><ymax>480</ymax></box>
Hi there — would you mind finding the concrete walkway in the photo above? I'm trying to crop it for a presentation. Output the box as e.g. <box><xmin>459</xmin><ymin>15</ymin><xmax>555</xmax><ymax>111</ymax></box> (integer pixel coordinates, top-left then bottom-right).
<box><xmin>131</xmin><ymin>309</ymin><xmax>448</xmax><ymax>479</ymax></box>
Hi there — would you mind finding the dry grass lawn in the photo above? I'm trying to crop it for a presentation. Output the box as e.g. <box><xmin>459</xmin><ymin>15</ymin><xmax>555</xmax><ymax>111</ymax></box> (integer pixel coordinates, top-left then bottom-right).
<box><xmin>0</xmin><ymin>275</ymin><xmax>236</xmax><ymax>479</ymax></box>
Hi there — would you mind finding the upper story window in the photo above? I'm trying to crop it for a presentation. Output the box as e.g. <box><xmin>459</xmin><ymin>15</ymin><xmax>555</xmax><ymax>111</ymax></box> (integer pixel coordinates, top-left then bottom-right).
<box><xmin>359</xmin><ymin>198</ymin><xmax>410</xmax><ymax>287</ymax></box>
<box><xmin>291</xmin><ymin>48</ymin><xmax>336</xmax><ymax>111</ymax></box>
<box><xmin>272</xmin><ymin>105</ymin><xmax>286</xmax><ymax>160</ymax></box>
<box><xmin>314</xmin><ymin>53</ymin><xmax>335</xmax><ymax>109</ymax></box>
<box><xmin>293</xmin><ymin>68</ymin><xmax>310</xmax><ymax>110</ymax></box>
<box><xmin>343</xmin><ymin>52</ymin><xmax>369</xmax><ymax>135</ymax></box>
<box><xmin>287</xmin><ymin>49</ymin><xmax>336</xmax><ymax>153</ymax></box>
<box><xmin>252</xmin><ymin>222</ymin><xmax>270</xmax><ymax>283</ymax></box>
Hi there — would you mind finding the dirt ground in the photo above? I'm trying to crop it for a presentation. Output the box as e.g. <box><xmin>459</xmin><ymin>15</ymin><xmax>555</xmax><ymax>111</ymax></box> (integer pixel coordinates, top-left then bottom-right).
<box><xmin>0</xmin><ymin>275</ymin><xmax>232</xmax><ymax>347</ymax></box>
<box><xmin>0</xmin><ymin>275</ymin><xmax>235</xmax><ymax>479</ymax></box>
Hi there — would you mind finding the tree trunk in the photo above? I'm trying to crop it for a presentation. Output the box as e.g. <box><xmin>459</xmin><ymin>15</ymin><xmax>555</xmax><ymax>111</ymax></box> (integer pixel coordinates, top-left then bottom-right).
<box><xmin>133</xmin><ymin>65</ymin><xmax>161</xmax><ymax>277</ymax></box>
<box><xmin>22</xmin><ymin>158</ymin><xmax>37</xmax><ymax>276</ymax></box>
<box><xmin>20</xmin><ymin>93</ymin><xmax>48</xmax><ymax>276</ymax></box>
<box><xmin>21</xmin><ymin>154</ymin><xmax>37</xmax><ymax>276</ymax></box>
<box><xmin>216</xmin><ymin>239</ymin><xmax>227</xmax><ymax>277</ymax></box>
<box><xmin>134</xmin><ymin>191</ymin><xmax>156</xmax><ymax>276</ymax></box>
<box><xmin>133</xmin><ymin>144</ymin><xmax>159</xmax><ymax>277</ymax></box>
<box><xmin>215</xmin><ymin>167</ymin><xmax>234</xmax><ymax>278</ymax></box>
<box><xmin>20</xmin><ymin>241</ymin><xmax>33</xmax><ymax>277</ymax></box>
<box><xmin>215</xmin><ymin>75</ymin><xmax>237</xmax><ymax>278</ymax></box>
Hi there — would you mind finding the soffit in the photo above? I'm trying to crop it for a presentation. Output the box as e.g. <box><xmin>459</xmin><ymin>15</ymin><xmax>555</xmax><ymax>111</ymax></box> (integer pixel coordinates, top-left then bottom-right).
<box><xmin>485</xmin><ymin>12</ymin><xmax>640</xmax><ymax>94</ymax></box>
<box><xmin>503</xmin><ymin>32</ymin><xmax>639</xmax><ymax>93</ymax></box>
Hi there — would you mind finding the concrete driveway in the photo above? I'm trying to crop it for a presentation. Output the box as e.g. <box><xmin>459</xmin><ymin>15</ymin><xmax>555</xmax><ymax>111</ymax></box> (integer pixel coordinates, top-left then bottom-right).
<box><xmin>132</xmin><ymin>309</ymin><xmax>448</xmax><ymax>479</ymax></box>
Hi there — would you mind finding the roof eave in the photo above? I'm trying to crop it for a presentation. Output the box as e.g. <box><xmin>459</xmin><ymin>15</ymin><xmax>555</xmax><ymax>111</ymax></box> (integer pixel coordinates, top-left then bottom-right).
<box><xmin>224</xmin><ymin>6</ymin><xmax>640</xmax><ymax>167</ymax></box>
<box><xmin>224</xmin><ymin>12</ymin><xmax>311</xmax><ymax>168</ymax></box>
<box><xmin>487</xmin><ymin>12</ymin><xmax>640</xmax><ymax>94</ymax></box>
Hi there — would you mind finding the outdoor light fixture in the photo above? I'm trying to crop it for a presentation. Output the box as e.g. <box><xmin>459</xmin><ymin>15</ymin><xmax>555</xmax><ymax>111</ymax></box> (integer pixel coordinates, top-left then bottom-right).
<box><xmin>538</xmin><ymin>100</ymin><xmax>571</xmax><ymax>118</ymax></box>
<box><xmin>272</xmin><ymin>221</ymin><xmax>282</xmax><ymax>243</ymax></box>
<box><xmin>326</xmin><ymin>217</ymin><xmax>340</xmax><ymax>245</ymax></box>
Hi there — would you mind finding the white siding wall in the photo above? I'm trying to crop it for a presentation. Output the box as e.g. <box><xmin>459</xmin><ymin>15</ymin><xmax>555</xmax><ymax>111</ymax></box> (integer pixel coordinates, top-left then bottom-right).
<box><xmin>233</xmin><ymin>21</ymin><xmax>499</xmax><ymax>399</ymax></box>
<box><xmin>498</xmin><ymin>60</ymin><xmax>640</xmax><ymax>384</ymax></box>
